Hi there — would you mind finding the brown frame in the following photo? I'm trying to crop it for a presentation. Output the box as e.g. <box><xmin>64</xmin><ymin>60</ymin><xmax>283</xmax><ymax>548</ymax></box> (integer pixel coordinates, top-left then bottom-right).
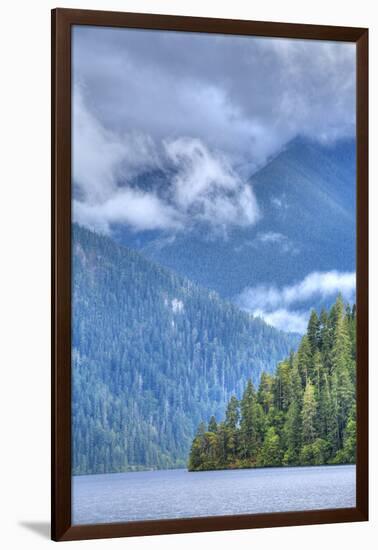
<box><xmin>52</xmin><ymin>8</ymin><xmax>369</xmax><ymax>542</ymax></box>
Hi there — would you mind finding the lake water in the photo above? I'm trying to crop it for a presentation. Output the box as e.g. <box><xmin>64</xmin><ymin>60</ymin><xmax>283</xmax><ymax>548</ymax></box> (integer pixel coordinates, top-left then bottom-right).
<box><xmin>72</xmin><ymin>464</ymin><xmax>355</xmax><ymax>525</ymax></box>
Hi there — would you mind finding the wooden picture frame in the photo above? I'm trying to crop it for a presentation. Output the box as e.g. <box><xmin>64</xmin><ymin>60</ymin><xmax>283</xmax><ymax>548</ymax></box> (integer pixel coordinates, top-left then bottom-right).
<box><xmin>52</xmin><ymin>8</ymin><xmax>368</xmax><ymax>541</ymax></box>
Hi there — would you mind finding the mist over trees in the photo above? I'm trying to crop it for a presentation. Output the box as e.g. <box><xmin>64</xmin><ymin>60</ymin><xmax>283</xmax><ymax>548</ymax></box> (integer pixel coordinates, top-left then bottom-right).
<box><xmin>189</xmin><ymin>297</ymin><xmax>356</xmax><ymax>471</ymax></box>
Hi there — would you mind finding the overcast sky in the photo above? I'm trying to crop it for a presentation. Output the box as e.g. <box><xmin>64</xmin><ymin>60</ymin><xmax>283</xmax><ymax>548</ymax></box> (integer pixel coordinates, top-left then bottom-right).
<box><xmin>72</xmin><ymin>25</ymin><xmax>355</xmax><ymax>235</ymax></box>
<box><xmin>72</xmin><ymin>26</ymin><xmax>356</xmax><ymax>332</ymax></box>
<box><xmin>73</xmin><ymin>26</ymin><xmax>356</xmax><ymax>161</ymax></box>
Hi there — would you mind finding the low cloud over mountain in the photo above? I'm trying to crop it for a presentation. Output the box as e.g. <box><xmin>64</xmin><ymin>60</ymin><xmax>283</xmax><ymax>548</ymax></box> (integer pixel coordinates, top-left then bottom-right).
<box><xmin>236</xmin><ymin>270</ymin><xmax>356</xmax><ymax>332</ymax></box>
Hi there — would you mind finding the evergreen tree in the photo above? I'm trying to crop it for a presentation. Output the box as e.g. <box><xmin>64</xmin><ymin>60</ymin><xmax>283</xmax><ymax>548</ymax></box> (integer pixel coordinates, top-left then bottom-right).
<box><xmin>302</xmin><ymin>381</ymin><xmax>317</xmax><ymax>445</ymax></box>
<box><xmin>208</xmin><ymin>416</ymin><xmax>218</xmax><ymax>433</ymax></box>
<box><xmin>283</xmin><ymin>359</ymin><xmax>302</xmax><ymax>464</ymax></box>
<box><xmin>300</xmin><ymin>438</ymin><xmax>328</xmax><ymax>465</ymax></box>
<box><xmin>257</xmin><ymin>372</ymin><xmax>274</xmax><ymax>414</ymax></box>
<box><xmin>239</xmin><ymin>380</ymin><xmax>264</xmax><ymax>462</ymax></box>
<box><xmin>224</xmin><ymin>396</ymin><xmax>240</xmax><ymax>461</ymax></box>
<box><xmin>188</xmin><ymin>422</ymin><xmax>206</xmax><ymax>470</ymax></box>
<box><xmin>331</xmin><ymin>299</ymin><xmax>354</xmax><ymax>442</ymax></box>
<box><xmin>317</xmin><ymin>371</ymin><xmax>338</xmax><ymax>457</ymax></box>
<box><xmin>319</xmin><ymin>308</ymin><xmax>332</xmax><ymax>372</ymax></box>
<box><xmin>216</xmin><ymin>422</ymin><xmax>229</xmax><ymax>466</ymax></box>
<box><xmin>307</xmin><ymin>310</ymin><xmax>320</xmax><ymax>354</ymax></box>
<box><xmin>189</xmin><ymin>297</ymin><xmax>356</xmax><ymax>472</ymax></box>
<box><xmin>297</xmin><ymin>336</ymin><xmax>312</xmax><ymax>386</ymax></box>
<box><xmin>258</xmin><ymin>427</ymin><xmax>282</xmax><ymax>466</ymax></box>
<box><xmin>274</xmin><ymin>360</ymin><xmax>292</xmax><ymax>412</ymax></box>
<box><xmin>225</xmin><ymin>396</ymin><xmax>240</xmax><ymax>430</ymax></box>
<box><xmin>338</xmin><ymin>405</ymin><xmax>356</xmax><ymax>464</ymax></box>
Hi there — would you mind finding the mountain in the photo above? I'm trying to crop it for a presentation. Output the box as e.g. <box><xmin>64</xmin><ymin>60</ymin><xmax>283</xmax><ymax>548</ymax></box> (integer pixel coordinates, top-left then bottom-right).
<box><xmin>113</xmin><ymin>137</ymin><xmax>355</xmax><ymax>301</ymax></box>
<box><xmin>72</xmin><ymin>224</ymin><xmax>299</xmax><ymax>474</ymax></box>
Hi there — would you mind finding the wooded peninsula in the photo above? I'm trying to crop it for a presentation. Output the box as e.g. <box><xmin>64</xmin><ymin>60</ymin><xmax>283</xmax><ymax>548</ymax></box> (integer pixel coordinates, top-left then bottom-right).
<box><xmin>189</xmin><ymin>297</ymin><xmax>356</xmax><ymax>471</ymax></box>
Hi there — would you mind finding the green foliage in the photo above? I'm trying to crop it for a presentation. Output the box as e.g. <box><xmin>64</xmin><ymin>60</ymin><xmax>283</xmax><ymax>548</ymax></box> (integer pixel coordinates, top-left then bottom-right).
<box><xmin>307</xmin><ymin>310</ymin><xmax>320</xmax><ymax>354</ymax></box>
<box><xmin>239</xmin><ymin>381</ymin><xmax>265</xmax><ymax>462</ymax></box>
<box><xmin>258</xmin><ymin>427</ymin><xmax>282</xmax><ymax>466</ymax></box>
<box><xmin>208</xmin><ymin>416</ymin><xmax>218</xmax><ymax>433</ymax></box>
<box><xmin>72</xmin><ymin>224</ymin><xmax>298</xmax><ymax>474</ymax></box>
<box><xmin>300</xmin><ymin>439</ymin><xmax>329</xmax><ymax>465</ymax></box>
<box><xmin>225</xmin><ymin>396</ymin><xmax>240</xmax><ymax>430</ymax></box>
<box><xmin>302</xmin><ymin>381</ymin><xmax>317</xmax><ymax>444</ymax></box>
<box><xmin>332</xmin><ymin>404</ymin><xmax>356</xmax><ymax>464</ymax></box>
<box><xmin>189</xmin><ymin>298</ymin><xmax>356</xmax><ymax>471</ymax></box>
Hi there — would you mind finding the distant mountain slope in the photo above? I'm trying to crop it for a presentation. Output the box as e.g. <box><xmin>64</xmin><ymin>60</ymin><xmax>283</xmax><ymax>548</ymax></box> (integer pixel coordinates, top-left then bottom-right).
<box><xmin>115</xmin><ymin>137</ymin><xmax>355</xmax><ymax>300</ymax></box>
<box><xmin>72</xmin><ymin>224</ymin><xmax>299</xmax><ymax>474</ymax></box>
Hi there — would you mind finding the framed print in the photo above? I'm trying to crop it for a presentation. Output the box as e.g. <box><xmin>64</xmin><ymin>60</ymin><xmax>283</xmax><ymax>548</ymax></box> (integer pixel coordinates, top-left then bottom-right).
<box><xmin>51</xmin><ymin>8</ymin><xmax>368</xmax><ymax>542</ymax></box>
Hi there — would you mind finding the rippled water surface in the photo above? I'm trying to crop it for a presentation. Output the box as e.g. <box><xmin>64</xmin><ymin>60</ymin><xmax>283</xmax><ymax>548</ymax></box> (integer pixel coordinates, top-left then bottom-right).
<box><xmin>72</xmin><ymin>464</ymin><xmax>355</xmax><ymax>525</ymax></box>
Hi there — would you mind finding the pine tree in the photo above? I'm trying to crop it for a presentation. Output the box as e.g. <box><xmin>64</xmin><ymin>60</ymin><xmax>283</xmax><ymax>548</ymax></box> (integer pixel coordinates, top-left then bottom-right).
<box><xmin>340</xmin><ymin>405</ymin><xmax>356</xmax><ymax>463</ymax></box>
<box><xmin>239</xmin><ymin>380</ymin><xmax>264</xmax><ymax>462</ymax></box>
<box><xmin>331</xmin><ymin>300</ymin><xmax>354</xmax><ymax>442</ymax></box>
<box><xmin>283</xmin><ymin>359</ymin><xmax>302</xmax><ymax>464</ymax></box>
<box><xmin>188</xmin><ymin>422</ymin><xmax>206</xmax><ymax>470</ymax></box>
<box><xmin>302</xmin><ymin>381</ymin><xmax>317</xmax><ymax>445</ymax></box>
<box><xmin>216</xmin><ymin>422</ymin><xmax>229</xmax><ymax>466</ymax></box>
<box><xmin>307</xmin><ymin>310</ymin><xmax>320</xmax><ymax>354</ymax></box>
<box><xmin>297</xmin><ymin>335</ymin><xmax>312</xmax><ymax>386</ymax></box>
<box><xmin>317</xmin><ymin>371</ymin><xmax>338</xmax><ymax>458</ymax></box>
<box><xmin>319</xmin><ymin>308</ymin><xmax>332</xmax><ymax>372</ymax></box>
<box><xmin>225</xmin><ymin>395</ymin><xmax>240</xmax><ymax>429</ymax></box>
<box><xmin>257</xmin><ymin>372</ymin><xmax>274</xmax><ymax>414</ymax></box>
<box><xmin>208</xmin><ymin>415</ymin><xmax>218</xmax><ymax>433</ymax></box>
<box><xmin>258</xmin><ymin>427</ymin><xmax>282</xmax><ymax>466</ymax></box>
<box><xmin>224</xmin><ymin>396</ymin><xmax>240</xmax><ymax>461</ymax></box>
<box><xmin>274</xmin><ymin>360</ymin><xmax>292</xmax><ymax>412</ymax></box>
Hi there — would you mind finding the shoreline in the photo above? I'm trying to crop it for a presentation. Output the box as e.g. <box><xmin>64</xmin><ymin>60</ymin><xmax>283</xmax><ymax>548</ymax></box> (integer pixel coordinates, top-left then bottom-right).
<box><xmin>72</xmin><ymin>462</ymin><xmax>355</xmax><ymax>478</ymax></box>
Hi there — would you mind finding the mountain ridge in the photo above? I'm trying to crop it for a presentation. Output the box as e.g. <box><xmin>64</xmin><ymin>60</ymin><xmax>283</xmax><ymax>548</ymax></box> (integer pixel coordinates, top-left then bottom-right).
<box><xmin>72</xmin><ymin>224</ymin><xmax>300</xmax><ymax>474</ymax></box>
<box><xmin>110</xmin><ymin>136</ymin><xmax>355</xmax><ymax>304</ymax></box>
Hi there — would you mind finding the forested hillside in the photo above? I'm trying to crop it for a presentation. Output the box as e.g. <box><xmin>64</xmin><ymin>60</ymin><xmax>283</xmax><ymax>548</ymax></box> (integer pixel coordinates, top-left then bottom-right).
<box><xmin>189</xmin><ymin>297</ymin><xmax>356</xmax><ymax>470</ymax></box>
<box><xmin>72</xmin><ymin>224</ymin><xmax>299</xmax><ymax>474</ymax></box>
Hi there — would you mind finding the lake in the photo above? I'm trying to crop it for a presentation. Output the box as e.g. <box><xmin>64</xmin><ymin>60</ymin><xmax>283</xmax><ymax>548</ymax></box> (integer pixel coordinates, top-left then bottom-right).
<box><xmin>72</xmin><ymin>464</ymin><xmax>356</xmax><ymax>525</ymax></box>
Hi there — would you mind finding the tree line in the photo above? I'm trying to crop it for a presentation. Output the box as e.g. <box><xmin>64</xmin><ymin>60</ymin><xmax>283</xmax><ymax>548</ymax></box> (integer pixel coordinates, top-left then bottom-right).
<box><xmin>189</xmin><ymin>296</ymin><xmax>356</xmax><ymax>470</ymax></box>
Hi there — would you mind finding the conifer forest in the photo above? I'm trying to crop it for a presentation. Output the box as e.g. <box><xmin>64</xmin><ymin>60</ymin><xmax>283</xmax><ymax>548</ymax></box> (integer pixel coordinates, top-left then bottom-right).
<box><xmin>189</xmin><ymin>297</ymin><xmax>356</xmax><ymax>470</ymax></box>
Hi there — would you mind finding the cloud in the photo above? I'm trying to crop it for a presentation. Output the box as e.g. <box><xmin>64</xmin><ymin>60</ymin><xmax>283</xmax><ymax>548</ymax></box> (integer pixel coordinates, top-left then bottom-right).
<box><xmin>237</xmin><ymin>270</ymin><xmax>356</xmax><ymax>310</ymax></box>
<box><xmin>72</xmin><ymin>29</ymin><xmax>355</xmax><ymax>236</ymax></box>
<box><xmin>270</xmin><ymin>195</ymin><xmax>290</xmax><ymax>217</ymax></box>
<box><xmin>260</xmin><ymin>233</ymin><xmax>298</xmax><ymax>254</ymax></box>
<box><xmin>257</xmin><ymin>232</ymin><xmax>286</xmax><ymax>244</ymax></box>
<box><xmin>235</xmin><ymin>232</ymin><xmax>298</xmax><ymax>254</ymax></box>
<box><xmin>72</xmin><ymin>86</ymin><xmax>161</xmax><ymax>203</ymax></box>
<box><xmin>73</xmin><ymin>26</ymin><xmax>356</xmax><ymax>171</ymax></box>
<box><xmin>73</xmin><ymin>188</ymin><xmax>182</xmax><ymax>234</ymax></box>
<box><xmin>165</xmin><ymin>137</ymin><xmax>259</xmax><ymax>227</ymax></box>
<box><xmin>252</xmin><ymin>308</ymin><xmax>310</xmax><ymax>334</ymax></box>
<box><xmin>236</xmin><ymin>270</ymin><xmax>356</xmax><ymax>333</ymax></box>
<box><xmin>73</xmin><ymin>87</ymin><xmax>259</xmax><ymax>234</ymax></box>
